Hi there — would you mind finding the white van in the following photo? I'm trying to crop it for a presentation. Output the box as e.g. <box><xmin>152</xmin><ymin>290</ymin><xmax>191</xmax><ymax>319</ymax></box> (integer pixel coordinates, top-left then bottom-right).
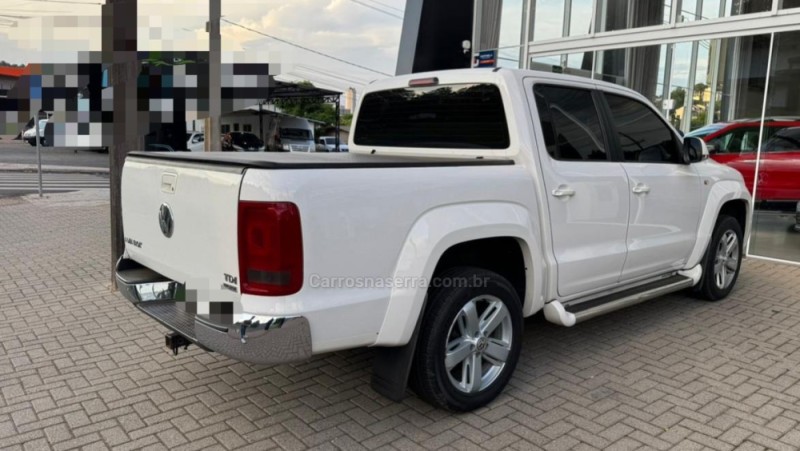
<box><xmin>268</xmin><ymin>116</ymin><xmax>315</xmax><ymax>152</ymax></box>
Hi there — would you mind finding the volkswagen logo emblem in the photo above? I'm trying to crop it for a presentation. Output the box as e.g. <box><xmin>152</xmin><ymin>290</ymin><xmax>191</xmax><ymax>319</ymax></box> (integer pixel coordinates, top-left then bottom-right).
<box><xmin>158</xmin><ymin>203</ymin><xmax>174</xmax><ymax>238</ymax></box>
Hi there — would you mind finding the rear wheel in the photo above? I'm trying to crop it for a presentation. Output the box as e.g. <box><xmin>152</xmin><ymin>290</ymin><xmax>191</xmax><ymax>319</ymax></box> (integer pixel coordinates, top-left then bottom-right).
<box><xmin>410</xmin><ymin>267</ymin><xmax>522</xmax><ymax>411</ymax></box>
<box><xmin>696</xmin><ymin>215</ymin><xmax>743</xmax><ymax>301</ymax></box>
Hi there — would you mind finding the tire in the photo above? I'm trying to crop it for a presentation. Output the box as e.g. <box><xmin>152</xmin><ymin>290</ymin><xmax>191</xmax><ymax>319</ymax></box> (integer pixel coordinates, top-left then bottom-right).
<box><xmin>27</xmin><ymin>139</ymin><xmax>36</xmax><ymax>147</ymax></box>
<box><xmin>409</xmin><ymin>267</ymin><xmax>523</xmax><ymax>411</ymax></box>
<box><xmin>696</xmin><ymin>215</ymin><xmax>743</xmax><ymax>301</ymax></box>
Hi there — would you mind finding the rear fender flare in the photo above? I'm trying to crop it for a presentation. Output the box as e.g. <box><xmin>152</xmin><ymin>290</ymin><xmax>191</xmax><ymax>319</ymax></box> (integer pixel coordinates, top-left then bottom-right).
<box><xmin>374</xmin><ymin>202</ymin><xmax>542</xmax><ymax>346</ymax></box>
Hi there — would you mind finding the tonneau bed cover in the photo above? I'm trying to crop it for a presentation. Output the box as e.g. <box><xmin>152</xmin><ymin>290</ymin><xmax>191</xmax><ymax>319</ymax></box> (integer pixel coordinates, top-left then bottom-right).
<box><xmin>127</xmin><ymin>151</ymin><xmax>514</xmax><ymax>170</ymax></box>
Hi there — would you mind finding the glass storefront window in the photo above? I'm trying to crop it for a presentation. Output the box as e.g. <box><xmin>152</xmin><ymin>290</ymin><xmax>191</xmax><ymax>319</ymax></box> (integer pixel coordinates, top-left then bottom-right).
<box><xmin>683</xmin><ymin>0</ymin><xmax>773</xmax><ymax>21</ymax></box>
<box><xmin>749</xmin><ymin>30</ymin><xmax>800</xmax><ymax>263</ymax></box>
<box><xmin>498</xmin><ymin>0</ymin><xmax>524</xmax><ymax>49</ymax></box>
<box><xmin>596</xmin><ymin>0</ymin><xmax>670</xmax><ymax>32</ymax></box>
<box><xmin>569</xmin><ymin>0</ymin><xmax>594</xmax><ymax>36</ymax></box>
<box><xmin>530</xmin><ymin>53</ymin><xmax>593</xmax><ymax>78</ymax></box>
<box><xmin>530</xmin><ymin>55</ymin><xmax>563</xmax><ymax>72</ymax></box>
<box><xmin>783</xmin><ymin>0</ymin><xmax>800</xmax><ymax>8</ymax></box>
<box><xmin>497</xmin><ymin>47</ymin><xmax>523</xmax><ymax>68</ymax></box>
<box><xmin>495</xmin><ymin>0</ymin><xmax>525</xmax><ymax>68</ymax></box>
<box><xmin>731</xmin><ymin>0</ymin><xmax>773</xmax><ymax>14</ymax></box>
<box><xmin>533</xmin><ymin>0</ymin><xmax>565</xmax><ymax>41</ymax></box>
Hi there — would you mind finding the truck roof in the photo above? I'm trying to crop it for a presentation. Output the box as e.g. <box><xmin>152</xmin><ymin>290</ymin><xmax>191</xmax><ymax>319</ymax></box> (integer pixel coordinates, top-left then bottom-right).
<box><xmin>365</xmin><ymin>68</ymin><xmax>650</xmax><ymax>104</ymax></box>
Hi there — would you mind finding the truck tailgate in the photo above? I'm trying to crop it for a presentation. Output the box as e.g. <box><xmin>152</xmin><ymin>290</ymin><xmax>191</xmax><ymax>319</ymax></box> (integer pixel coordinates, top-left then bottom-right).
<box><xmin>121</xmin><ymin>156</ymin><xmax>243</xmax><ymax>294</ymax></box>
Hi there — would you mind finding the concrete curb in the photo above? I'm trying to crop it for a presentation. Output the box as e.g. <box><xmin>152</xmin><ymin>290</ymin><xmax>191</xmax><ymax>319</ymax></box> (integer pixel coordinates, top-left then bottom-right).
<box><xmin>21</xmin><ymin>188</ymin><xmax>110</xmax><ymax>207</ymax></box>
<box><xmin>0</xmin><ymin>163</ymin><xmax>109</xmax><ymax>175</ymax></box>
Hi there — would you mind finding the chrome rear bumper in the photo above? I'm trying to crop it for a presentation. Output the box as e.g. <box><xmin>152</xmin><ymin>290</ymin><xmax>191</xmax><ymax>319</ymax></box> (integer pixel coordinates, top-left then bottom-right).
<box><xmin>115</xmin><ymin>258</ymin><xmax>312</xmax><ymax>365</ymax></box>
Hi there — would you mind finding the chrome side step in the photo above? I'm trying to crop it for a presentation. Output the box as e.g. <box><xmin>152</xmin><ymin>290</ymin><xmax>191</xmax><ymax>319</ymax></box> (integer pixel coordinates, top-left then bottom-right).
<box><xmin>543</xmin><ymin>274</ymin><xmax>696</xmax><ymax>327</ymax></box>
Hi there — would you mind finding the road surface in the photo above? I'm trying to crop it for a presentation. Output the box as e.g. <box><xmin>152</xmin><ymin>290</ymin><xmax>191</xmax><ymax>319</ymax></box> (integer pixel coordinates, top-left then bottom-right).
<box><xmin>0</xmin><ymin>172</ymin><xmax>109</xmax><ymax>197</ymax></box>
<box><xmin>0</xmin><ymin>140</ymin><xmax>108</xmax><ymax>169</ymax></box>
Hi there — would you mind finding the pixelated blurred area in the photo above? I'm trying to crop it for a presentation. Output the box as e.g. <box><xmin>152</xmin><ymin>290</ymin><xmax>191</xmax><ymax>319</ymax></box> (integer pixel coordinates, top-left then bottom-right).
<box><xmin>0</xmin><ymin>51</ymin><xmax>288</xmax><ymax>148</ymax></box>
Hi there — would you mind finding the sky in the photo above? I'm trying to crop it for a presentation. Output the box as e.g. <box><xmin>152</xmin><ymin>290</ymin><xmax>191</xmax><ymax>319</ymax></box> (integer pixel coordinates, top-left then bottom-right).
<box><xmin>0</xmin><ymin>0</ymin><xmax>406</xmax><ymax>92</ymax></box>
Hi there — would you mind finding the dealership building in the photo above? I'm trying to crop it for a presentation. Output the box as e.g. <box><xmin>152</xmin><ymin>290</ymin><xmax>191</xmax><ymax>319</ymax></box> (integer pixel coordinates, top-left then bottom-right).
<box><xmin>399</xmin><ymin>0</ymin><xmax>800</xmax><ymax>265</ymax></box>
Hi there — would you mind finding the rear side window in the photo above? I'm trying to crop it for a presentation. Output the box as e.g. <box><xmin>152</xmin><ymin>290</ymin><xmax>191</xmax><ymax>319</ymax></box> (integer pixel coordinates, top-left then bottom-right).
<box><xmin>604</xmin><ymin>93</ymin><xmax>681</xmax><ymax>163</ymax></box>
<box><xmin>709</xmin><ymin>127</ymin><xmax>761</xmax><ymax>154</ymax></box>
<box><xmin>766</xmin><ymin>128</ymin><xmax>800</xmax><ymax>152</ymax></box>
<box><xmin>533</xmin><ymin>85</ymin><xmax>608</xmax><ymax>161</ymax></box>
<box><xmin>354</xmin><ymin>83</ymin><xmax>510</xmax><ymax>149</ymax></box>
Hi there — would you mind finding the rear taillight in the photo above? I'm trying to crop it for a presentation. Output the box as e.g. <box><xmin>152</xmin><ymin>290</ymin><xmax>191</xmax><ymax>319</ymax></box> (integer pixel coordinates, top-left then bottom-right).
<box><xmin>238</xmin><ymin>201</ymin><xmax>303</xmax><ymax>296</ymax></box>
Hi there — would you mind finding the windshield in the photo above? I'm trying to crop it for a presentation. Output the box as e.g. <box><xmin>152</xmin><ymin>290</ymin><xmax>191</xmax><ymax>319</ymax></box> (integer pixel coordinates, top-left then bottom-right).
<box><xmin>231</xmin><ymin>133</ymin><xmax>262</xmax><ymax>145</ymax></box>
<box><xmin>280</xmin><ymin>128</ymin><xmax>312</xmax><ymax>140</ymax></box>
<box><xmin>686</xmin><ymin>123</ymin><xmax>726</xmax><ymax>138</ymax></box>
<box><xmin>354</xmin><ymin>83</ymin><xmax>510</xmax><ymax>149</ymax></box>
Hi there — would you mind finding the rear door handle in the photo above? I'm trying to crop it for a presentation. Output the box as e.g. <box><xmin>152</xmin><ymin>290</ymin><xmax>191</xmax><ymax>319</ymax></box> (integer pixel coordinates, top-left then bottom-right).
<box><xmin>552</xmin><ymin>185</ymin><xmax>576</xmax><ymax>198</ymax></box>
<box><xmin>632</xmin><ymin>183</ymin><xmax>650</xmax><ymax>195</ymax></box>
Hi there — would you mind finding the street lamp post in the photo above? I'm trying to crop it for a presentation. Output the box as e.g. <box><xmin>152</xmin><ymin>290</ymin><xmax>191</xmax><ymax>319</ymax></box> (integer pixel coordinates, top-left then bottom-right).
<box><xmin>34</xmin><ymin>109</ymin><xmax>45</xmax><ymax>197</ymax></box>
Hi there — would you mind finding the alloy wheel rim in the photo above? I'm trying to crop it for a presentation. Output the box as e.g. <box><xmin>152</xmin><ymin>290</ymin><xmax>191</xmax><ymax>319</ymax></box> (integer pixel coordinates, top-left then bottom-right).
<box><xmin>444</xmin><ymin>295</ymin><xmax>513</xmax><ymax>394</ymax></box>
<box><xmin>714</xmin><ymin>230</ymin><xmax>739</xmax><ymax>290</ymax></box>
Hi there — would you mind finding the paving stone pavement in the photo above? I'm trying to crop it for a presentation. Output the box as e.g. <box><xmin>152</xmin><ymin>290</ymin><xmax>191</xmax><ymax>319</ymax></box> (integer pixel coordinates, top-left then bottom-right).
<box><xmin>2</xmin><ymin>197</ymin><xmax>800</xmax><ymax>450</ymax></box>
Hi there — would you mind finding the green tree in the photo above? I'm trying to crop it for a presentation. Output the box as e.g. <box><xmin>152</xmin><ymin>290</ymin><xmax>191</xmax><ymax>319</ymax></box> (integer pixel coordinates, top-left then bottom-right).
<box><xmin>670</xmin><ymin>87</ymin><xmax>686</xmax><ymax>110</ymax></box>
<box><xmin>693</xmin><ymin>83</ymin><xmax>708</xmax><ymax>103</ymax></box>
<box><xmin>272</xmin><ymin>81</ymin><xmax>340</xmax><ymax>126</ymax></box>
<box><xmin>669</xmin><ymin>87</ymin><xmax>686</xmax><ymax>128</ymax></box>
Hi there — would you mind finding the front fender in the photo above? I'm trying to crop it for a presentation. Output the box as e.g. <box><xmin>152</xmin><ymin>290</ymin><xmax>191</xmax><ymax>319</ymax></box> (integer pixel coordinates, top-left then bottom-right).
<box><xmin>686</xmin><ymin>180</ymin><xmax>751</xmax><ymax>268</ymax></box>
<box><xmin>373</xmin><ymin>202</ymin><xmax>542</xmax><ymax>346</ymax></box>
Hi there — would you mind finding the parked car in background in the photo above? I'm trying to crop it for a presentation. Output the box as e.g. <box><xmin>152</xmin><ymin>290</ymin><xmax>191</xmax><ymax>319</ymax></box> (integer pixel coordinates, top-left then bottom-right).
<box><xmin>186</xmin><ymin>132</ymin><xmax>205</xmax><ymax>152</ymax></box>
<box><xmin>145</xmin><ymin>143</ymin><xmax>178</xmax><ymax>152</ymax></box>
<box><xmin>687</xmin><ymin>118</ymin><xmax>800</xmax><ymax>202</ymax></box>
<box><xmin>23</xmin><ymin>119</ymin><xmax>48</xmax><ymax>146</ymax></box>
<box><xmin>316</xmin><ymin>136</ymin><xmax>349</xmax><ymax>152</ymax></box>
<box><xmin>268</xmin><ymin>116</ymin><xmax>315</xmax><ymax>152</ymax></box>
<box><xmin>222</xmin><ymin>132</ymin><xmax>265</xmax><ymax>152</ymax></box>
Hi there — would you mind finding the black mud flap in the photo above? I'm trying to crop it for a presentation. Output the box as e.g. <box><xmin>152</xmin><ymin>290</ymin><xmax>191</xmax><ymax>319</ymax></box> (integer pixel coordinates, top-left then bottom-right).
<box><xmin>370</xmin><ymin>315</ymin><xmax>423</xmax><ymax>402</ymax></box>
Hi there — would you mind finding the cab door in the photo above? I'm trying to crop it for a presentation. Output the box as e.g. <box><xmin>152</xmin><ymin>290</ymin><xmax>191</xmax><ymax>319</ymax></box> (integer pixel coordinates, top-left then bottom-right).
<box><xmin>599</xmin><ymin>91</ymin><xmax>703</xmax><ymax>281</ymax></box>
<box><xmin>528</xmin><ymin>80</ymin><xmax>631</xmax><ymax>297</ymax></box>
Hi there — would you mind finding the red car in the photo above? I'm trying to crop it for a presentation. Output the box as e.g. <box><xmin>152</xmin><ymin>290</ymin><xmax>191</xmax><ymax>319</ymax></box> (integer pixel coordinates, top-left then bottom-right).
<box><xmin>688</xmin><ymin>119</ymin><xmax>800</xmax><ymax>202</ymax></box>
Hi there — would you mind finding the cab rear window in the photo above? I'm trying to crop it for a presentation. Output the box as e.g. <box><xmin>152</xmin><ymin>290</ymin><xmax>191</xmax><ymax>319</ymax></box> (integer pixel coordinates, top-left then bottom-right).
<box><xmin>354</xmin><ymin>83</ymin><xmax>510</xmax><ymax>149</ymax></box>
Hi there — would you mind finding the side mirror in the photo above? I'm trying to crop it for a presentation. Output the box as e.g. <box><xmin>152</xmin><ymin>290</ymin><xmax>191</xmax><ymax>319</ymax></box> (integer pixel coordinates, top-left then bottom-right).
<box><xmin>683</xmin><ymin>136</ymin><xmax>709</xmax><ymax>163</ymax></box>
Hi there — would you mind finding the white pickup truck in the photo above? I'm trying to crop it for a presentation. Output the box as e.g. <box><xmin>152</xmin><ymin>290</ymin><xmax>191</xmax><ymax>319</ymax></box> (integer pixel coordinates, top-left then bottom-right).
<box><xmin>117</xmin><ymin>68</ymin><xmax>750</xmax><ymax>411</ymax></box>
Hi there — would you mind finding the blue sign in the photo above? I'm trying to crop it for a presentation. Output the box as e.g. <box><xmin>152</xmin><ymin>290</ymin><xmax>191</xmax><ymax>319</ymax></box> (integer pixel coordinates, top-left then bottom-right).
<box><xmin>474</xmin><ymin>50</ymin><xmax>497</xmax><ymax>68</ymax></box>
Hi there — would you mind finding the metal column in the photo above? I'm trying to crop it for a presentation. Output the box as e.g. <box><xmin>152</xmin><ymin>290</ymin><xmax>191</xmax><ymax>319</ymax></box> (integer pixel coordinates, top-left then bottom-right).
<box><xmin>746</xmin><ymin>32</ymin><xmax>775</xmax><ymax>255</ymax></box>
<box><xmin>681</xmin><ymin>0</ymin><xmax>704</xmax><ymax>132</ymax></box>
<box><xmin>34</xmin><ymin>113</ymin><xmax>42</xmax><ymax>197</ymax></box>
<box><xmin>335</xmin><ymin>95</ymin><xmax>341</xmax><ymax>152</ymax></box>
<box><xmin>207</xmin><ymin>0</ymin><xmax>221</xmax><ymax>151</ymax></box>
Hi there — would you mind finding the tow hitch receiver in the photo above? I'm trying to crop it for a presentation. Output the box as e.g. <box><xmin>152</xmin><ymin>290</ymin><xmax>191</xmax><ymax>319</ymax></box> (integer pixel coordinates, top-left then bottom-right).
<box><xmin>165</xmin><ymin>332</ymin><xmax>191</xmax><ymax>355</ymax></box>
